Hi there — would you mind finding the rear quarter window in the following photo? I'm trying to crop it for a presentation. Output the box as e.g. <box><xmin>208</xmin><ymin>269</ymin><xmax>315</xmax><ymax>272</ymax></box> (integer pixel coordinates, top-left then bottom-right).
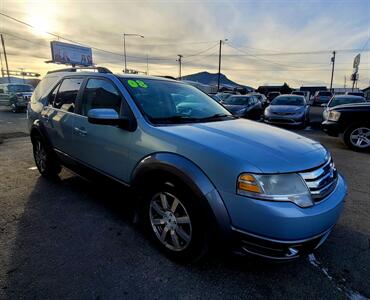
<box><xmin>31</xmin><ymin>76</ymin><xmax>60</xmax><ymax>103</ymax></box>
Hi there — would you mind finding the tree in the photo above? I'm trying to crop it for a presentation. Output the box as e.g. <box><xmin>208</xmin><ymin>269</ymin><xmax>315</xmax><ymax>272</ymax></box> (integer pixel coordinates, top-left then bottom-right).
<box><xmin>280</xmin><ymin>82</ymin><xmax>292</xmax><ymax>94</ymax></box>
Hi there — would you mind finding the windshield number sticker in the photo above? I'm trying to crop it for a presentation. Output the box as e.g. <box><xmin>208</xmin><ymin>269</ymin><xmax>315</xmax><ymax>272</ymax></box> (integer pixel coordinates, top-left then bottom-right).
<box><xmin>128</xmin><ymin>80</ymin><xmax>148</xmax><ymax>88</ymax></box>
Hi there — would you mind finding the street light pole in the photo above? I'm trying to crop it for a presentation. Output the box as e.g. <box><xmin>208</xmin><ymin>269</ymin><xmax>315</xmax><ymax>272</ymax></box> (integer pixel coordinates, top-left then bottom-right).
<box><xmin>123</xmin><ymin>33</ymin><xmax>144</xmax><ymax>73</ymax></box>
<box><xmin>177</xmin><ymin>54</ymin><xmax>183</xmax><ymax>80</ymax></box>
<box><xmin>217</xmin><ymin>39</ymin><xmax>228</xmax><ymax>92</ymax></box>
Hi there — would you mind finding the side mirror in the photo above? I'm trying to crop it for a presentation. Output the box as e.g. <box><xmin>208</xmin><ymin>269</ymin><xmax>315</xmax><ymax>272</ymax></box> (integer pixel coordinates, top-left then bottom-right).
<box><xmin>87</xmin><ymin>108</ymin><xmax>129</xmax><ymax>127</ymax></box>
<box><xmin>320</xmin><ymin>103</ymin><xmax>327</xmax><ymax>107</ymax></box>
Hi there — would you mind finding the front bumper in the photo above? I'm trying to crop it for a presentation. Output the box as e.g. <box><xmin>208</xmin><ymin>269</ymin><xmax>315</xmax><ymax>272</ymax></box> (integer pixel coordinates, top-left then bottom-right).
<box><xmin>232</xmin><ymin>226</ymin><xmax>332</xmax><ymax>260</ymax></box>
<box><xmin>219</xmin><ymin>174</ymin><xmax>347</xmax><ymax>259</ymax></box>
<box><xmin>322</xmin><ymin>120</ymin><xmax>342</xmax><ymax>137</ymax></box>
<box><xmin>264</xmin><ymin>115</ymin><xmax>305</xmax><ymax>126</ymax></box>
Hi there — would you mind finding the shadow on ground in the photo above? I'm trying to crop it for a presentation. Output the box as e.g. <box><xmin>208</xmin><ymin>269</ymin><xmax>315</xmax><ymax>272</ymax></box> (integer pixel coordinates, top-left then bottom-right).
<box><xmin>3</xmin><ymin>173</ymin><xmax>360</xmax><ymax>299</ymax></box>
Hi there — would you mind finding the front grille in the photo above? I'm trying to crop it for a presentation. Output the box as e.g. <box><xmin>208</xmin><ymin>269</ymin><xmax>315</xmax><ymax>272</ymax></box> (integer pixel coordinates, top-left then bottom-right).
<box><xmin>299</xmin><ymin>159</ymin><xmax>338</xmax><ymax>202</ymax></box>
<box><xmin>274</xmin><ymin>111</ymin><xmax>295</xmax><ymax>116</ymax></box>
<box><xmin>269</xmin><ymin>118</ymin><xmax>295</xmax><ymax>123</ymax></box>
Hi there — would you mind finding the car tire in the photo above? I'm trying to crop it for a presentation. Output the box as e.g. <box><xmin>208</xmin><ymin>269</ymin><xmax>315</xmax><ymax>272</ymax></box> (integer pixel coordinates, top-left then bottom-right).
<box><xmin>140</xmin><ymin>178</ymin><xmax>209</xmax><ymax>263</ymax></box>
<box><xmin>32</xmin><ymin>135</ymin><xmax>62</xmax><ymax>177</ymax></box>
<box><xmin>11</xmin><ymin>103</ymin><xmax>19</xmax><ymax>113</ymax></box>
<box><xmin>343</xmin><ymin>123</ymin><xmax>370</xmax><ymax>151</ymax></box>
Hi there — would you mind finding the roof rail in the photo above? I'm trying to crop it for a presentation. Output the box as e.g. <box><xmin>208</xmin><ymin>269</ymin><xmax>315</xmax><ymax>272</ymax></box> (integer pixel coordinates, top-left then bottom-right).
<box><xmin>47</xmin><ymin>66</ymin><xmax>112</xmax><ymax>74</ymax></box>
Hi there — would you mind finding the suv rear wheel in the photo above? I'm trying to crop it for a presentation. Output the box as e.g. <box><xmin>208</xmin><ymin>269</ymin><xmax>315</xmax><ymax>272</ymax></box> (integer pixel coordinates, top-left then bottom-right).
<box><xmin>141</xmin><ymin>179</ymin><xmax>208</xmax><ymax>263</ymax></box>
<box><xmin>32</xmin><ymin>135</ymin><xmax>62</xmax><ymax>177</ymax></box>
<box><xmin>343</xmin><ymin>124</ymin><xmax>370</xmax><ymax>151</ymax></box>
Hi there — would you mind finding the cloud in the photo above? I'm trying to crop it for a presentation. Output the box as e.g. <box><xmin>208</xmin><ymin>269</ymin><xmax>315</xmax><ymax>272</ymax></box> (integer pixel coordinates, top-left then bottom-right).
<box><xmin>1</xmin><ymin>0</ymin><xmax>369</xmax><ymax>88</ymax></box>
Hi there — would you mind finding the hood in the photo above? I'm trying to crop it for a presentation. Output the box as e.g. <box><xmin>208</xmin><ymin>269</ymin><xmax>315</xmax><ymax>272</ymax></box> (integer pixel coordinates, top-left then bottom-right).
<box><xmin>268</xmin><ymin>105</ymin><xmax>304</xmax><ymax>113</ymax></box>
<box><xmin>16</xmin><ymin>92</ymin><xmax>33</xmax><ymax>97</ymax></box>
<box><xmin>223</xmin><ymin>104</ymin><xmax>247</xmax><ymax>113</ymax></box>
<box><xmin>157</xmin><ymin>119</ymin><xmax>328</xmax><ymax>173</ymax></box>
<box><xmin>329</xmin><ymin>103</ymin><xmax>370</xmax><ymax>111</ymax></box>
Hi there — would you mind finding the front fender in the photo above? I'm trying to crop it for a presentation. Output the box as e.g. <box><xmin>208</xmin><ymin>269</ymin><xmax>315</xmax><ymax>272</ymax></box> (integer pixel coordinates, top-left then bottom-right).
<box><xmin>131</xmin><ymin>152</ymin><xmax>232</xmax><ymax>241</ymax></box>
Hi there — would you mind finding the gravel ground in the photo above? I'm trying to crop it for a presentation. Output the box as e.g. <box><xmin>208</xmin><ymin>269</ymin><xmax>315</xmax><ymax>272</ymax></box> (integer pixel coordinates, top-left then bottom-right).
<box><xmin>0</xmin><ymin>108</ymin><xmax>369</xmax><ymax>299</ymax></box>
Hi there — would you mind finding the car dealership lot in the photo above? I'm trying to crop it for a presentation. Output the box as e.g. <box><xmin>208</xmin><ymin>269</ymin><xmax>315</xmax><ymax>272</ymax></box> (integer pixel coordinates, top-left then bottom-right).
<box><xmin>0</xmin><ymin>108</ymin><xmax>369</xmax><ymax>299</ymax></box>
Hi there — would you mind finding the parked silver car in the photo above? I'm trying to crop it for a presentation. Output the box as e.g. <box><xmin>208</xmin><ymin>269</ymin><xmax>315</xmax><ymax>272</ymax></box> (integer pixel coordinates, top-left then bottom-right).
<box><xmin>264</xmin><ymin>95</ymin><xmax>310</xmax><ymax>128</ymax></box>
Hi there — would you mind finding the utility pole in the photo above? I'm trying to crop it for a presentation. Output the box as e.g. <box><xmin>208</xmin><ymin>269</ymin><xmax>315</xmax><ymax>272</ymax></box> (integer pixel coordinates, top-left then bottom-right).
<box><xmin>123</xmin><ymin>34</ymin><xmax>127</xmax><ymax>73</ymax></box>
<box><xmin>329</xmin><ymin>51</ymin><xmax>336</xmax><ymax>92</ymax></box>
<box><xmin>1</xmin><ymin>34</ymin><xmax>11</xmax><ymax>83</ymax></box>
<box><xmin>0</xmin><ymin>49</ymin><xmax>4</xmax><ymax>77</ymax></box>
<box><xmin>123</xmin><ymin>33</ymin><xmax>144</xmax><ymax>73</ymax></box>
<box><xmin>177</xmin><ymin>54</ymin><xmax>183</xmax><ymax>80</ymax></box>
<box><xmin>146</xmin><ymin>54</ymin><xmax>149</xmax><ymax>75</ymax></box>
<box><xmin>217</xmin><ymin>39</ymin><xmax>228</xmax><ymax>92</ymax></box>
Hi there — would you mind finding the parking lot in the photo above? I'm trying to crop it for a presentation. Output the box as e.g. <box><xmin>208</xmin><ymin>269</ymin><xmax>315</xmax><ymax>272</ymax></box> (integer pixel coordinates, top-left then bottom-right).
<box><xmin>0</xmin><ymin>107</ymin><xmax>369</xmax><ymax>299</ymax></box>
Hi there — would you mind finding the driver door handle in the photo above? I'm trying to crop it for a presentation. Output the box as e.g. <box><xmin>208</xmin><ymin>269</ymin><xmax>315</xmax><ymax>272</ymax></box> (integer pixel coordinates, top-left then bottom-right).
<box><xmin>73</xmin><ymin>127</ymin><xmax>87</xmax><ymax>136</ymax></box>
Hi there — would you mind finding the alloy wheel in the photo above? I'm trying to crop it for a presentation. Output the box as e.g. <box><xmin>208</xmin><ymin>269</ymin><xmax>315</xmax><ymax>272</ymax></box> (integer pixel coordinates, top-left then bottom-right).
<box><xmin>350</xmin><ymin>127</ymin><xmax>370</xmax><ymax>149</ymax></box>
<box><xmin>149</xmin><ymin>192</ymin><xmax>192</xmax><ymax>251</ymax></box>
<box><xmin>34</xmin><ymin>140</ymin><xmax>47</xmax><ymax>172</ymax></box>
<box><xmin>11</xmin><ymin>103</ymin><xmax>17</xmax><ymax>113</ymax></box>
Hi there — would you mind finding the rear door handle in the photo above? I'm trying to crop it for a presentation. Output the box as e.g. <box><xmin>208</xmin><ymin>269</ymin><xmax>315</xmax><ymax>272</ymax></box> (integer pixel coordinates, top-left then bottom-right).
<box><xmin>73</xmin><ymin>127</ymin><xmax>87</xmax><ymax>136</ymax></box>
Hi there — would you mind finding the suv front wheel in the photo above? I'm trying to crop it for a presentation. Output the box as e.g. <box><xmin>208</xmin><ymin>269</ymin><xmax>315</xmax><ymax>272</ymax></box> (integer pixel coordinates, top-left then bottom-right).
<box><xmin>142</xmin><ymin>180</ymin><xmax>208</xmax><ymax>263</ymax></box>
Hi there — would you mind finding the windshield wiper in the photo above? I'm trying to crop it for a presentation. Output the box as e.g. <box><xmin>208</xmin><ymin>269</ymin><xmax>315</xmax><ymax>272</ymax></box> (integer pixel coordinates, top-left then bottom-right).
<box><xmin>199</xmin><ymin>113</ymin><xmax>236</xmax><ymax>121</ymax></box>
<box><xmin>150</xmin><ymin>114</ymin><xmax>236</xmax><ymax>124</ymax></box>
<box><xmin>149</xmin><ymin>115</ymin><xmax>200</xmax><ymax>124</ymax></box>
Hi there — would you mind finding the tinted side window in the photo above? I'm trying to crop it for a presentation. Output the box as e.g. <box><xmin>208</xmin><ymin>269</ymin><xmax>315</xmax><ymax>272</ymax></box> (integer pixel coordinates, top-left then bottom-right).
<box><xmin>48</xmin><ymin>82</ymin><xmax>61</xmax><ymax>105</ymax></box>
<box><xmin>53</xmin><ymin>78</ymin><xmax>83</xmax><ymax>112</ymax></box>
<box><xmin>81</xmin><ymin>79</ymin><xmax>121</xmax><ymax>116</ymax></box>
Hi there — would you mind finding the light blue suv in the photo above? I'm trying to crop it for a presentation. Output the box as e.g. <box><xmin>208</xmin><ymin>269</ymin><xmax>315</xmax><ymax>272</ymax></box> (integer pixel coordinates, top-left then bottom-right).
<box><xmin>28</xmin><ymin>67</ymin><xmax>347</xmax><ymax>262</ymax></box>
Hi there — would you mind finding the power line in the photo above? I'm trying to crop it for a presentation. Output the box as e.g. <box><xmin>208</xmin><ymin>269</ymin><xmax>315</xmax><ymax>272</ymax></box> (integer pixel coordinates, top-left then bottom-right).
<box><xmin>183</xmin><ymin>43</ymin><xmax>219</xmax><ymax>58</ymax></box>
<box><xmin>183</xmin><ymin>48</ymin><xmax>220</xmax><ymax>64</ymax></box>
<box><xmin>226</xmin><ymin>42</ymin><xmax>300</xmax><ymax>69</ymax></box>
<box><xmin>0</xmin><ymin>12</ymin><xmax>224</xmax><ymax>65</ymax></box>
<box><xmin>360</xmin><ymin>35</ymin><xmax>370</xmax><ymax>52</ymax></box>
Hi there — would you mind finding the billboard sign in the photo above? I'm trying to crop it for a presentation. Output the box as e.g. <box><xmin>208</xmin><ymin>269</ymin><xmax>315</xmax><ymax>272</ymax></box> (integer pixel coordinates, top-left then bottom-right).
<box><xmin>50</xmin><ymin>41</ymin><xmax>93</xmax><ymax>66</ymax></box>
<box><xmin>353</xmin><ymin>53</ymin><xmax>360</xmax><ymax>72</ymax></box>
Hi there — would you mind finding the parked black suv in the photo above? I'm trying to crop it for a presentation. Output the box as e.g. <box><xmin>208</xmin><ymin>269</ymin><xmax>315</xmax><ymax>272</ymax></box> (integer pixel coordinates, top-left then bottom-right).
<box><xmin>322</xmin><ymin>103</ymin><xmax>370</xmax><ymax>151</ymax></box>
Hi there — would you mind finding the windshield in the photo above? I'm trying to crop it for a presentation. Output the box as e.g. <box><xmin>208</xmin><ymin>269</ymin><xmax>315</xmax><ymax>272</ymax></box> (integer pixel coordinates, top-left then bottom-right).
<box><xmin>319</xmin><ymin>92</ymin><xmax>332</xmax><ymax>96</ymax></box>
<box><xmin>254</xmin><ymin>94</ymin><xmax>265</xmax><ymax>101</ymax></box>
<box><xmin>121</xmin><ymin>78</ymin><xmax>233</xmax><ymax>124</ymax></box>
<box><xmin>216</xmin><ymin>93</ymin><xmax>233</xmax><ymax>101</ymax></box>
<box><xmin>223</xmin><ymin>96</ymin><xmax>251</xmax><ymax>105</ymax></box>
<box><xmin>271</xmin><ymin>96</ymin><xmax>305</xmax><ymax>106</ymax></box>
<box><xmin>7</xmin><ymin>84</ymin><xmax>33</xmax><ymax>93</ymax></box>
<box><xmin>329</xmin><ymin>97</ymin><xmax>365</xmax><ymax>107</ymax></box>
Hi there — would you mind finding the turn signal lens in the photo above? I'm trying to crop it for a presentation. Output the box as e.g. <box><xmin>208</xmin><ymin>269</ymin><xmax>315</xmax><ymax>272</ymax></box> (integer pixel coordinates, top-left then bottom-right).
<box><xmin>237</xmin><ymin>174</ymin><xmax>261</xmax><ymax>193</ymax></box>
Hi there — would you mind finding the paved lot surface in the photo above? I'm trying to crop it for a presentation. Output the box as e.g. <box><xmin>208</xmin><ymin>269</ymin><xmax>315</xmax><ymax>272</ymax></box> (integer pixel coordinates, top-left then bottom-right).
<box><xmin>0</xmin><ymin>108</ymin><xmax>369</xmax><ymax>299</ymax></box>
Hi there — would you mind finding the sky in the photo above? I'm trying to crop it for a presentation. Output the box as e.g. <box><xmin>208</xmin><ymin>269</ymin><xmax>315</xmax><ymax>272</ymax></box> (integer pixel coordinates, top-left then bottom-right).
<box><xmin>0</xmin><ymin>0</ymin><xmax>370</xmax><ymax>88</ymax></box>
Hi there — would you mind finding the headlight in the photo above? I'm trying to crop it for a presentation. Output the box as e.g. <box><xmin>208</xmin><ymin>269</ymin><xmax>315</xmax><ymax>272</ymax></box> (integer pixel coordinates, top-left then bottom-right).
<box><xmin>294</xmin><ymin>110</ymin><xmax>304</xmax><ymax>116</ymax></box>
<box><xmin>328</xmin><ymin>111</ymin><xmax>341</xmax><ymax>121</ymax></box>
<box><xmin>237</xmin><ymin>173</ymin><xmax>313</xmax><ymax>208</ymax></box>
